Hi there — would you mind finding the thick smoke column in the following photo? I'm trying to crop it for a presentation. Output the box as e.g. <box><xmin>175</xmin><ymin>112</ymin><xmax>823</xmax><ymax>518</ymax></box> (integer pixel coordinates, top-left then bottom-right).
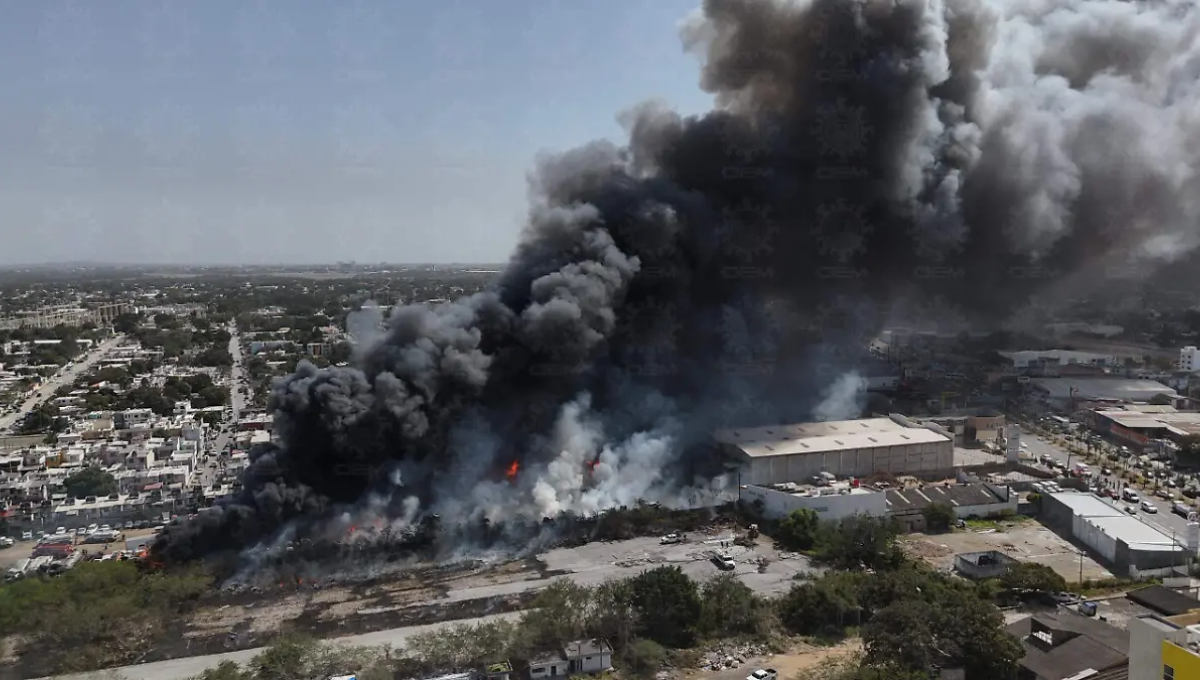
<box><xmin>156</xmin><ymin>0</ymin><xmax>1200</xmax><ymax>563</ymax></box>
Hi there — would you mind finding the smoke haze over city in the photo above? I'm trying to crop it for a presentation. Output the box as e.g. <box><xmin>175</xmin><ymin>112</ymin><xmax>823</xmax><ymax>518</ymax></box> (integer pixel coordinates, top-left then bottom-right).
<box><xmin>140</xmin><ymin>0</ymin><xmax>1200</xmax><ymax>564</ymax></box>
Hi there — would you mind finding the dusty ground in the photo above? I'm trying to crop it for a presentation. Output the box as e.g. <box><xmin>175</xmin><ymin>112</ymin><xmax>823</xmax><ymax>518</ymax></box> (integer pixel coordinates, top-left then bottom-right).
<box><xmin>901</xmin><ymin>520</ymin><xmax>1115</xmax><ymax>583</ymax></box>
<box><xmin>683</xmin><ymin>640</ymin><xmax>862</xmax><ymax>680</ymax></box>
<box><xmin>178</xmin><ymin>531</ymin><xmax>816</xmax><ymax>649</ymax></box>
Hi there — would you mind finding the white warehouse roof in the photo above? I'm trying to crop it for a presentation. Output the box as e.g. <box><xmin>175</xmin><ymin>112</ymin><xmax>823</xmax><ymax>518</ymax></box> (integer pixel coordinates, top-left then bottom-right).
<box><xmin>1049</xmin><ymin>491</ymin><xmax>1124</xmax><ymax>518</ymax></box>
<box><xmin>715</xmin><ymin>417</ymin><xmax>951</xmax><ymax>458</ymax></box>
<box><xmin>1049</xmin><ymin>492</ymin><xmax>1183</xmax><ymax>552</ymax></box>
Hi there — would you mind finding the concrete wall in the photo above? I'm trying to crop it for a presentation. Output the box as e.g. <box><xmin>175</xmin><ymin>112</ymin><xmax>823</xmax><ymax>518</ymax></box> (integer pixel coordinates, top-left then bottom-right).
<box><xmin>1128</xmin><ymin>616</ymin><xmax>1172</xmax><ymax>680</ymax></box>
<box><xmin>742</xmin><ymin>439</ymin><xmax>953</xmax><ymax>486</ymax></box>
<box><xmin>954</xmin><ymin>551</ymin><xmax>1017</xmax><ymax>579</ymax></box>
<box><xmin>739</xmin><ymin>484</ymin><xmax>887</xmax><ymax>521</ymax></box>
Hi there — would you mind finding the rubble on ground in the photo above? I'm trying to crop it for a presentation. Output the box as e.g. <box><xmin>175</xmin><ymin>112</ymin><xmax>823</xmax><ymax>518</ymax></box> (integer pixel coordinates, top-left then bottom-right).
<box><xmin>697</xmin><ymin>642</ymin><xmax>771</xmax><ymax>671</ymax></box>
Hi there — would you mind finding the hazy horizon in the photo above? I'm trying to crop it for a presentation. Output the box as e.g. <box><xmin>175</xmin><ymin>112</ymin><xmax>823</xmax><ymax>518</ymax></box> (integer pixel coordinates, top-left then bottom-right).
<box><xmin>1</xmin><ymin>0</ymin><xmax>710</xmax><ymax>266</ymax></box>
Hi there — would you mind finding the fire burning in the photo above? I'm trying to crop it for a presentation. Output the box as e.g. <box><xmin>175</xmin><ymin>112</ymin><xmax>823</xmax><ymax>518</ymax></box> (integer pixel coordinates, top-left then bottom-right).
<box><xmin>505</xmin><ymin>461</ymin><xmax>520</xmax><ymax>481</ymax></box>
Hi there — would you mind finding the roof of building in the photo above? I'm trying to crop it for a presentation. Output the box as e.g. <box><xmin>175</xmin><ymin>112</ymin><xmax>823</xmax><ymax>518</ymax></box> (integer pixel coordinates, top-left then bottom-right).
<box><xmin>1126</xmin><ymin>585</ymin><xmax>1200</xmax><ymax>616</ymax></box>
<box><xmin>1002</xmin><ymin>350</ymin><xmax>1117</xmax><ymax>364</ymax></box>
<box><xmin>1006</xmin><ymin>613</ymin><xmax>1129</xmax><ymax>680</ymax></box>
<box><xmin>1088</xmin><ymin>665</ymin><xmax>1129</xmax><ymax>680</ymax></box>
<box><xmin>1031</xmin><ymin>377</ymin><xmax>1176</xmax><ymax>402</ymax></box>
<box><xmin>1047</xmin><ymin>492</ymin><xmax>1125</xmax><ymax>518</ymax></box>
<box><xmin>1095</xmin><ymin>409</ymin><xmax>1200</xmax><ymax>436</ymax></box>
<box><xmin>715</xmin><ymin>418</ymin><xmax>950</xmax><ymax>458</ymax></box>
<box><xmin>885</xmin><ymin>484</ymin><xmax>1003</xmax><ymax>511</ymax></box>
<box><xmin>1048</xmin><ymin>493</ymin><xmax>1185</xmax><ymax>551</ymax></box>
<box><xmin>565</xmin><ymin>639</ymin><xmax>612</xmax><ymax>657</ymax></box>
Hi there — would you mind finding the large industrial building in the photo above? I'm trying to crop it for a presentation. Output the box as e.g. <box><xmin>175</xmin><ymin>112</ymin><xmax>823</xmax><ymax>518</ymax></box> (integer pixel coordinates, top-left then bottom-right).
<box><xmin>1086</xmin><ymin>405</ymin><xmax>1200</xmax><ymax>449</ymax></box>
<box><xmin>715</xmin><ymin>415</ymin><xmax>954</xmax><ymax>486</ymax></box>
<box><xmin>1029</xmin><ymin>377</ymin><xmax>1178</xmax><ymax>412</ymax></box>
<box><xmin>1040</xmin><ymin>492</ymin><xmax>1196</xmax><ymax>578</ymax></box>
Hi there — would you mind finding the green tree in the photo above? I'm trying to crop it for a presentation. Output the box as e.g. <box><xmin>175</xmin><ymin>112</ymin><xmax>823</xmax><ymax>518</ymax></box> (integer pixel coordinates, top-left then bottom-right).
<box><xmin>112</xmin><ymin>312</ymin><xmax>142</xmax><ymax>333</ymax></box>
<box><xmin>62</xmin><ymin>467</ymin><xmax>118</xmax><ymax>498</ymax></box>
<box><xmin>862</xmin><ymin>588</ymin><xmax>1021</xmax><ymax>679</ymax></box>
<box><xmin>995</xmin><ymin>562</ymin><xmax>1066</xmax><ymax>602</ymax></box>
<box><xmin>521</xmin><ymin>579</ymin><xmax>593</xmax><ymax>648</ymax></box>
<box><xmin>922</xmin><ymin>503</ymin><xmax>956</xmax><ymax>533</ymax></box>
<box><xmin>628</xmin><ymin>566</ymin><xmax>701</xmax><ymax>648</ymax></box>
<box><xmin>778</xmin><ymin>579</ymin><xmax>860</xmax><ymax>636</ymax></box>
<box><xmin>625</xmin><ymin>639</ymin><xmax>667</xmax><ymax>678</ymax></box>
<box><xmin>697</xmin><ymin>572</ymin><xmax>766</xmax><ymax>638</ymax></box>
<box><xmin>778</xmin><ymin>508</ymin><xmax>822</xmax><ymax>550</ymax></box>
<box><xmin>816</xmin><ymin>514</ymin><xmax>904</xmax><ymax>571</ymax></box>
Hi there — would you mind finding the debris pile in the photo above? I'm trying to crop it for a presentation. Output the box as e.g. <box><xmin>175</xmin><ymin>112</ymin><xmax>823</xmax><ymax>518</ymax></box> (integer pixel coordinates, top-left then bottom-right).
<box><xmin>698</xmin><ymin>643</ymin><xmax>771</xmax><ymax>671</ymax></box>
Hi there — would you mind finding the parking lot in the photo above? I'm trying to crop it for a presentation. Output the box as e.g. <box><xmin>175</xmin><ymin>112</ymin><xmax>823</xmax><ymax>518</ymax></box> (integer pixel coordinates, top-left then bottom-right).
<box><xmin>903</xmin><ymin>519</ymin><xmax>1115</xmax><ymax>582</ymax></box>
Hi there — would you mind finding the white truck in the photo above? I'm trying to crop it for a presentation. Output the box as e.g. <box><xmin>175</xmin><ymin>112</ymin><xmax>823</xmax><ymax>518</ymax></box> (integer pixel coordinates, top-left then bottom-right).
<box><xmin>746</xmin><ymin>669</ymin><xmax>777</xmax><ymax>680</ymax></box>
<box><xmin>712</xmin><ymin>552</ymin><xmax>736</xmax><ymax>571</ymax></box>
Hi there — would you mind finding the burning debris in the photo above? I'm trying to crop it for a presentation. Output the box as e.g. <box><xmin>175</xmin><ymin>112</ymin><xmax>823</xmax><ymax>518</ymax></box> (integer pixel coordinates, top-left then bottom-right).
<box><xmin>155</xmin><ymin>0</ymin><xmax>1200</xmax><ymax>570</ymax></box>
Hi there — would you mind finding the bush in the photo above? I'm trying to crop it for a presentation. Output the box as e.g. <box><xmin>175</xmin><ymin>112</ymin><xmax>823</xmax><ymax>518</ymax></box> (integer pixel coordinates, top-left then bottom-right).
<box><xmin>625</xmin><ymin>639</ymin><xmax>667</xmax><ymax>678</ymax></box>
<box><xmin>921</xmin><ymin>503</ymin><xmax>955</xmax><ymax>532</ymax></box>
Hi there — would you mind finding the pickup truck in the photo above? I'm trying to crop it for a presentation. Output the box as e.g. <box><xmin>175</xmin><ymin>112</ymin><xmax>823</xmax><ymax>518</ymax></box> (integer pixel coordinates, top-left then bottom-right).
<box><xmin>660</xmin><ymin>533</ymin><xmax>685</xmax><ymax>545</ymax></box>
<box><xmin>712</xmin><ymin>552</ymin><xmax>736</xmax><ymax>571</ymax></box>
<box><xmin>746</xmin><ymin>669</ymin><xmax>777</xmax><ymax>680</ymax></box>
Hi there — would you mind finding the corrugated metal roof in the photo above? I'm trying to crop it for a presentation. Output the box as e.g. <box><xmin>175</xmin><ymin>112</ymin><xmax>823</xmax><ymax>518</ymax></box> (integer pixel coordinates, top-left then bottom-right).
<box><xmin>716</xmin><ymin>418</ymin><xmax>950</xmax><ymax>457</ymax></box>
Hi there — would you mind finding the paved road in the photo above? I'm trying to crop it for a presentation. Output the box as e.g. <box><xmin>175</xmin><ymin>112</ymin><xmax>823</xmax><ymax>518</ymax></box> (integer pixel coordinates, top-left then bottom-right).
<box><xmin>197</xmin><ymin>329</ymin><xmax>245</xmax><ymax>489</ymax></box>
<box><xmin>1020</xmin><ymin>430</ymin><xmax>1196</xmax><ymax>540</ymax></box>
<box><xmin>0</xmin><ymin>335</ymin><xmax>125</xmax><ymax>433</ymax></box>
<box><xmin>45</xmin><ymin>611</ymin><xmax>524</xmax><ymax>680</ymax></box>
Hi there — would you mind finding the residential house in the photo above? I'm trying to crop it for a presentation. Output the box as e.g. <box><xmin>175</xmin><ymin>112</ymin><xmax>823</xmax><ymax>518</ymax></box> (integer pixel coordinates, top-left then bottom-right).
<box><xmin>1006</xmin><ymin>612</ymin><xmax>1129</xmax><ymax>680</ymax></box>
<box><xmin>524</xmin><ymin>639</ymin><xmax>612</xmax><ymax>679</ymax></box>
<box><xmin>565</xmin><ymin>639</ymin><xmax>612</xmax><ymax>674</ymax></box>
<box><xmin>527</xmin><ymin>649</ymin><xmax>569</xmax><ymax>679</ymax></box>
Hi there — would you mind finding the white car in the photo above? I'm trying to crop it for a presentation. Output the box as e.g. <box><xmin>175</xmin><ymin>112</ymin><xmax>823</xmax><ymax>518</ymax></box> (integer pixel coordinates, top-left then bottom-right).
<box><xmin>1141</xmin><ymin>500</ymin><xmax>1158</xmax><ymax>514</ymax></box>
<box><xmin>0</xmin><ymin>537</ymin><xmax>13</xmax><ymax>548</ymax></box>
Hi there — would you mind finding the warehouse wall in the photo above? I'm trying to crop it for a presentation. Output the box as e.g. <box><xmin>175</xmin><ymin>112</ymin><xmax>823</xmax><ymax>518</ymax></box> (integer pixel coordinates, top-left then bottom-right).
<box><xmin>738</xmin><ymin>485</ymin><xmax>887</xmax><ymax>520</ymax></box>
<box><xmin>741</xmin><ymin>439</ymin><xmax>953</xmax><ymax>486</ymax></box>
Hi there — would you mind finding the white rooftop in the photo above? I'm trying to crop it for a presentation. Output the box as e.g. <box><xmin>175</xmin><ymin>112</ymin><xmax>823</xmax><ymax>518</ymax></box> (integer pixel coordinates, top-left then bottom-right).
<box><xmin>1049</xmin><ymin>492</ymin><xmax>1186</xmax><ymax>551</ymax></box>
<box><xmin>715</xmin><ymin>417</ymin><xmax>950</xmax><ymax>457</ymax></box>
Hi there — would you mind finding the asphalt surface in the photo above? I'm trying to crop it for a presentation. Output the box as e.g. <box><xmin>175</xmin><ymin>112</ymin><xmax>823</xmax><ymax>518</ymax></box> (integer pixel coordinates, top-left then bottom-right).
<box><xmin>1020</xmin><ymin>432</ymin><xmax>1197</xmax><ymax>540</ymax></box>
<box><xmin>0</xmin><ymin>335</ymin><xmax>125</xmax><ymax>433</ymax></box>
<box><xmin>44</xmin><ymin>611</ymin><xmax>524</xmax><ymax>680</ymax></box>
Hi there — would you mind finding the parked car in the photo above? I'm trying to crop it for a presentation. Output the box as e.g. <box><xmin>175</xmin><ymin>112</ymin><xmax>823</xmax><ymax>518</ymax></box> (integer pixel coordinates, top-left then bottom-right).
<box><xmin>1172</xmin><ymin>501</ymin><xmax>1191</xmax><ymax>517</ymax></box>
<box><xmin>1125</xmin><ymin>505</ymin><xmax>1138</xmax><ymax>514</ymax></box>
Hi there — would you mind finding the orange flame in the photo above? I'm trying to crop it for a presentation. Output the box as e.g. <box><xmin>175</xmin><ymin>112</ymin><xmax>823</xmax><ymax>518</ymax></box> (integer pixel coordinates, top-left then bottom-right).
<box><xmin>505</xmin><ymin>461</ymin><xmax>519</xmax><ymax>480</ymax></box>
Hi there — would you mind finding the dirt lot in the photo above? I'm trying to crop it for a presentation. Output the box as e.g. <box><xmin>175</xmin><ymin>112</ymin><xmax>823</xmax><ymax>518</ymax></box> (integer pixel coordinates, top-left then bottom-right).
<box><xmin>683</xmin><ymin>639</ymin><xmax>861</xmax><ymax>680</ymax></box>
<box><xmin>170</xmin><ymin>531</ymin><xmax>816</xmax><ymax>655</ymax></box>
<box><xmin>901</xmin><ymin>520</ymin><xmax>1115</xmax><ymax>583</ymax></box>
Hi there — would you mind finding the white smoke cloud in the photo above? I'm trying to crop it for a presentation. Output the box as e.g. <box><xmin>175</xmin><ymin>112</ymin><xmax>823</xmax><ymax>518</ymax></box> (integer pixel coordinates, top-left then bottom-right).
<box><xmin>812</xmin><ymin>372</ymin><xmax>868</xmax><ymax>422</ymax></box>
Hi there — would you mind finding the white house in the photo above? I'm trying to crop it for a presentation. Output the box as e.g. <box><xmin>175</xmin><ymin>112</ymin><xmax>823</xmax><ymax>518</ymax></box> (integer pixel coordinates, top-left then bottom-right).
<box><xmin>528</xmin><ymin>650</ymin><xmax>569</xmax><ymax>679</ymax></box>
<box><xmin>565</xmin><ymin>639</ymin><xmax>613</xmax><ymax>674</ymax></box>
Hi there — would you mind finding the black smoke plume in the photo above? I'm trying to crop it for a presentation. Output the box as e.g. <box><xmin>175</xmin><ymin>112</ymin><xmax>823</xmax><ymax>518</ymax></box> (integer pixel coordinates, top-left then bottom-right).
<box><xmin>155</xmin><ymin>0</ymin><xmax>1200</xmax><ymax>565</ymax></box>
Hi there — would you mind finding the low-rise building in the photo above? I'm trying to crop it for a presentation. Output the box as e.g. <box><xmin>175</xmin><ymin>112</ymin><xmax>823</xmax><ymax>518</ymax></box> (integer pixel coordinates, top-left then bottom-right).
<box><xmin>885</xmin><ymin>483</ymin><xmax>1018</xmax><ymax>532</ymax></box>
<box><xmin>1006</xmin><ymin>612</ymin><xmax>1129</xmax><ymax>680</ymax></box>
<box><xmin>953</xmin><ymin>550</ymin><xmax>1018</xmax><ymax>580</ymax></box>
<box><xmin>1129</xmin><ymin>610</ymin><xmax>1200</xmax><ymax>680</ymax></box>
<box><xmin>739</xmin><ymin>482</ymin><xmax>886</xmax><ymax>521</ymax></box>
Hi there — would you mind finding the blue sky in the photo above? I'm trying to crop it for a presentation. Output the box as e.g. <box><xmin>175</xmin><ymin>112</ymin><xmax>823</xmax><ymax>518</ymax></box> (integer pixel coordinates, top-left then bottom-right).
<box><xmin>0</xmin><ymin>0</ymin><xmax>713</xmax><ymax>265</ymax></box>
